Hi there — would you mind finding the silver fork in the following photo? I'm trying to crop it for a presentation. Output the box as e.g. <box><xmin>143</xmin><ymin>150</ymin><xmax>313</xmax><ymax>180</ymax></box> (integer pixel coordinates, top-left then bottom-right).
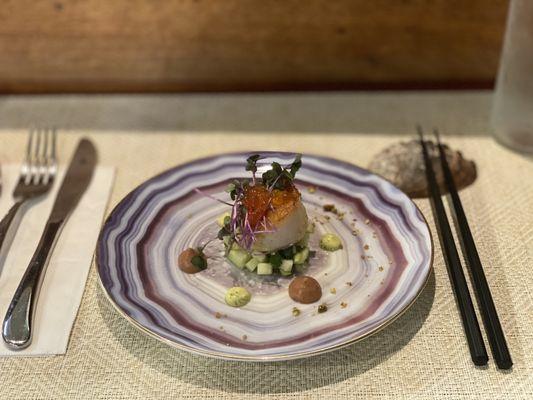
<box><xmin>0</xmin><ymin>128</ymin><xmax>57</xmax><ymax>266</ymax></box>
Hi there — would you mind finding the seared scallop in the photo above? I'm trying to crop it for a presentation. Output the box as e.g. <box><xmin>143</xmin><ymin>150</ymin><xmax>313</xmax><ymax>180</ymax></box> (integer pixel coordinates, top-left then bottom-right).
<box><xmin>243</xmin><ymin>184</ymin><xmax>308</xmax><ymax>252</ymax></box>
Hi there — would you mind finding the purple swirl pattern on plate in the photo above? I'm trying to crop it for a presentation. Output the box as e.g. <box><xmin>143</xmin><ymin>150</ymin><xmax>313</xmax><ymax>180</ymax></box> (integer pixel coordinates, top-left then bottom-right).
<box><xmin>97</xmin><ymin>152</ymin><xmax>433</xmax><ymax>361</ymax></box>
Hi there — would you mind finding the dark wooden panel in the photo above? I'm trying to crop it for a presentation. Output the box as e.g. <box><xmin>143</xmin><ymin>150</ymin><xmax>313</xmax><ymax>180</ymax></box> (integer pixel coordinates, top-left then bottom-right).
<box><xmin>0</xmin><ymin>0</ymin><xmax>509</xmax><ymax>93</ymax></box>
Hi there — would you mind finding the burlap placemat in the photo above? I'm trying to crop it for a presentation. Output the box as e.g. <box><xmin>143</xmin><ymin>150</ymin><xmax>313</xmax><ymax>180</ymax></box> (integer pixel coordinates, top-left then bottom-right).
<box><xmin>0</xmin><ymin>130</ymin><xmax>531</xmax><ymax>399</ymax></box>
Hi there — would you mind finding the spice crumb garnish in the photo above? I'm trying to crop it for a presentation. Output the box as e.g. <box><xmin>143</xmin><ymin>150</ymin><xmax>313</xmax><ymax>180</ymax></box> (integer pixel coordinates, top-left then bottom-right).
<box><xmin>330</xmin><ymin>288</ymin><xmax>337</xmax><ymax>294</ymax></box>
<box><xmin>365</xmin><ymin>219</ymin><xmax>370</xmax><ymax>225</ymax></box>
<box><xmin>363</xmin><ymin>244</ymin><xmax>370</xmax><ymax>250</ymax></box>
<box><xmin>242</xmin><ymin>335</ymin><xmax>247</xmax><ymax>341</ymax></box>
<box><xmin>340</xmin><ymin>302</ymin><xmax>348</xmax><ymax>309</ymax></box>
<box><xmin>323</xmin><ymin>203</ymin><xmax>346</xmax><ymax>220</ymax></box>
<box><xmin>346</xmin><ymin>282</ymin><xmax>353</xmax><ymax>286</ymax></box>
<box><xmin>317</xmin><ymin>304</ymin><xmax>328</xmax><ymax>313</ymax></box>
<box><xmin>219</xmin><ymin>326</ymin><xmax>224</xmax><ymax>330</ymax></box>
<box><xmin>379</xmin><ymin>266</ymin><xmax>384</xmax><ymax>272</ymax></box>
<box><xmin>323</xmin><ymin>204</ymin><xmax>336</xmax><ymax>213</ymax></box>
<box><xmin>352</xmin><ymin>230</ymin><xmax>359</xmax><ymax>236</ymax></box>
<box><xmin>292</xmin><ymin>307</ymin><xmax>301</xmax><ymax>317</ymax></box>
<box><xmin>307</xmin><ymin>186</ymin><xmax>317</xmax><ymax>193</ymax></box>
<box><xmin>215</xmin><ymin>312</ymin><xmax>222</xmax><ymax>319</ymax></box>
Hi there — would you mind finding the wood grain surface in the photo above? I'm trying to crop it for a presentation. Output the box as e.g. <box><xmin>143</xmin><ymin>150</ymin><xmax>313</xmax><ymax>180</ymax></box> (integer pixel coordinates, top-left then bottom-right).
<box><xmin>0</xmin><ymin>0</ymin><xmax>509</xmax><ymax>93</ymax></box>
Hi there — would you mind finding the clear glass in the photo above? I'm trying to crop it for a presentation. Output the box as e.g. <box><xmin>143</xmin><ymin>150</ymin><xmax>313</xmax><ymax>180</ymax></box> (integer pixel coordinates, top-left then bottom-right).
<box><xmin>491</xmin><ymin>0</ymin><xmax>533</xmax><ymax>154</ymax></box>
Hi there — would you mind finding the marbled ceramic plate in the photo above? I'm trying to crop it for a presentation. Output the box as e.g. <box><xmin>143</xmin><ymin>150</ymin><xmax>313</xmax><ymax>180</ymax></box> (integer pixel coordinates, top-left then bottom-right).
<box><xmin>97</xmin><ymin>152</ymin><xmax>433</xmax><ymax>361</ymax></box>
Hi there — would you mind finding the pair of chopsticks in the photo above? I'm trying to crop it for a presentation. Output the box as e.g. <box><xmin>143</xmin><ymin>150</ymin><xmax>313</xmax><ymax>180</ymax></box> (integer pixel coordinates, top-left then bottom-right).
<box><xmin>417</xmin><ymin>126</ymin><xmax>512</xmax><ymax>370</ymax></box>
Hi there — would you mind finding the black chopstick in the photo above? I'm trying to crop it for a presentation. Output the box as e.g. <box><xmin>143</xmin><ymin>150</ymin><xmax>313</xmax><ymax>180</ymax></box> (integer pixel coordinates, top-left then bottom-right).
<box><xmin>435</xmin><ymin>129</ymin><xmax>513</xmax><ymax>370</ymax></box>
<box><xmin>417</xmin><ymin>126</ymin><xmax>488</xmax><ymax>366</ymax></box>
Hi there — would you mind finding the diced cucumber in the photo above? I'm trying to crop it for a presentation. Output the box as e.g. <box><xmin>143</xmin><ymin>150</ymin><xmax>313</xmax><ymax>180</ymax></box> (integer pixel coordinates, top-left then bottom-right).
<box><xmin>294</xmin><ymin>263</ymin><xmax>306</xmax><ymax>273</ymax></box>
<box><xmin>320</xmin><ymin>233</ymin><xmax>343</xmax><ymax>251</ymax></box>
<box><xmin>216</xmin><ymin>212</ymin><xmax>231</xmax><ymax>227</ymax></box>
<box><xmin>228</xmin><ymin>249</ymin><xmax>251</xmax><ymax>269</ymax></box>
<box><xmin>294</xmin><ymin>247</ymin><xmax>310</xmax><ymax>264</ymax></box>
<box><xmin>280</xmin><ymin>259</ymin><xmax>293</xmax><ymax>274</ymax></box>
<box><xmin>252</xmin><ymin>252</ymin><xmax>267</xmax><ymax>262</ymax></box>
<box><xmin>223</xmin><ymin>237</ymin><xmax>243</xmax><ymax>251</ymax></box>
<box><xmin>245</xmin><ymin>257</ymin><xmax>259</xmax><ymax>272</ymax></box>
<box><xmin>231</xmin><ymin>241</ymin><xmax>244</xmax><ymax>251</ymax></box>
<box><xmin>222</xmin><ymin>235</ymin><xmax>231</xmax><ymax>246</ymax></box>
<box><xmin>297</xmin><ymin>232</ymin><xmax>310</xmax><ymax>247</ymax></box>
<box><xmin>257</xmin><ymin>262</ymin><xmax>273</xmax><ymax>275</ymax></box>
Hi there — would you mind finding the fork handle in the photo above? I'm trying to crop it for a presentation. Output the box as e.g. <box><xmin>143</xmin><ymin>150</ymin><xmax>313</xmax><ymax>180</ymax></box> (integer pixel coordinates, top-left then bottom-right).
<box><xmin>2</xmin><ymin>220</ymin><xmax>63</xmax><ymax>349</ymax></box>
<box><xmin>0</xmin><ymin>200</ymin><xmax>24</xmax><ymax>261</ymax></box>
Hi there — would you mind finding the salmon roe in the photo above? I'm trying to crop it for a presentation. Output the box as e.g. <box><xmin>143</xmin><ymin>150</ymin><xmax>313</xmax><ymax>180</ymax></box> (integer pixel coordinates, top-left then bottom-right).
<box><xmin>242</xmin><ymin>184</ymin><xmax>300</xmax><ymax>229</ymax></box>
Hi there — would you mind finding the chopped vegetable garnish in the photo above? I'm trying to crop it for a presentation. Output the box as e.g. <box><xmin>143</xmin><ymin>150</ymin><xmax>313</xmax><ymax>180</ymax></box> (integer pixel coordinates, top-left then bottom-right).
<box><xmin>191</xmin><ymin>255</ymin><xmax>207</xmax><ymax>270</ymax></box>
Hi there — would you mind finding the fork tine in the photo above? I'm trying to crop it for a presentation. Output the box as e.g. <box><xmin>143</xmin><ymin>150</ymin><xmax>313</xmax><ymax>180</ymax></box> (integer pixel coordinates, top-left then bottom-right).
<box><xmin>49</xmin><ymin>128</ymin><xmax>58</xmax><ymax>182</ymax></box>
<box><xmin>34</xmin><ymin>128</ymin><xmax>43</xmax><ymax>184</ymax></box>
<box><xmin>25</xmin><ymin>128</ymin><xmax>33</xmax><ymax>164</ymax></box>
<box><xmin>42</xmin><ymin>128</ymin><xmax>49</xmax><ymax>161</ymax></box>
<box><xmin>52</xmin><ymin>128</ymin><xmax>57</xmax><ymax>164</ymax></box>
<box><xmin>51</xmin><ymin>128</ymin><xmax>57</xmax><ymax>166</ymax></box>
<box><xmin>23</xmin><ymin>128</ymin><xmax>34</xmax><ymax>184</ymax></box>
<box><xmin>42</xmin><ymin>128</ymin><xmax>50</xmax><ymax>184</ymax></box>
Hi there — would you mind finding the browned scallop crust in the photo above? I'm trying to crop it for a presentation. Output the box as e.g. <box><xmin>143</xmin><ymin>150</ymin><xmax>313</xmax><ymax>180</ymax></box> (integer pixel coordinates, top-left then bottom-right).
<box><xmin>268</xmin><ymin>185</ymin><xmax>301</xmax><ymax>224</ymax></box>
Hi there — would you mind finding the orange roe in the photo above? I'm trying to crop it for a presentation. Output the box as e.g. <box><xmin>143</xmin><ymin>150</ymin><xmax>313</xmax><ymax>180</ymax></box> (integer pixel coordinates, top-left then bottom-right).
<box><xmin>242</xmin><ymin>184</ymin><xmax>300</xmax><ymax>229</ymax></box>
<box><xmin>242</xmin><ymin>185</ymin><xmax>272</xmax><ymax>229</ymax></box>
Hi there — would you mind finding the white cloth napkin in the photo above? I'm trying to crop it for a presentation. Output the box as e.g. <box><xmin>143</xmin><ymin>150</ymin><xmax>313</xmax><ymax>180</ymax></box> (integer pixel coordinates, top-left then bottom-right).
<box><xmin>0</xmin><ymin>164</ymin><xmax>114</xmax><ymax>356</ymax></box>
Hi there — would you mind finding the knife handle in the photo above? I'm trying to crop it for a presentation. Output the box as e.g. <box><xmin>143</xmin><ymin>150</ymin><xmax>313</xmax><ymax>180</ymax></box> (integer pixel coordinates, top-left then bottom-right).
<box><xmin>2</xmin><ymin>220</ymin><xmax>62</xmax><ymax>350</ymax></box>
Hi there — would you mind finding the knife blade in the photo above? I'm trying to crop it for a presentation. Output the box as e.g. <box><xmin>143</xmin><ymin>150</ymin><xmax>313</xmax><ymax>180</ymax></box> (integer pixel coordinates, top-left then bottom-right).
<box><xmin>49</xmin><ymin>139</ymin><xmax>97</xmax><ymax>223</ymax></box>
<box><xmin>2</xmin><ymin>138</ymin><xmax>97</xmax><ymax>349</ymax></box>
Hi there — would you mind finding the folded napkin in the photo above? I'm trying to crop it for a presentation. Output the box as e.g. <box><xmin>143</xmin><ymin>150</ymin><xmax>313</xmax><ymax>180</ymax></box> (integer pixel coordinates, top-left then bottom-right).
<box><xmin>0</xmin><ymin>164</ymin><xmax>114</xmax><ymax>356</ymax></box>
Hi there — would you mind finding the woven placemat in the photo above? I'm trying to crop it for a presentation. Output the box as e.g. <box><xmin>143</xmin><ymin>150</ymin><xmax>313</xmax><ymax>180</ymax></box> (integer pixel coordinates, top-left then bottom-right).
<box><xmin>0</xmin><ymin>131</ymin><xmax>531</xmax><ymax>399</ymax></box>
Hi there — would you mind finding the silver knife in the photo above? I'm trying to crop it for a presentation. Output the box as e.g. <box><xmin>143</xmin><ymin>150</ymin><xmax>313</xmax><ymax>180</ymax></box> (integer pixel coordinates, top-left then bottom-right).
<box><xmin>2</xmin><ymin>139</ymin><xmax>97</xmax><ymax>349</ymax></box>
